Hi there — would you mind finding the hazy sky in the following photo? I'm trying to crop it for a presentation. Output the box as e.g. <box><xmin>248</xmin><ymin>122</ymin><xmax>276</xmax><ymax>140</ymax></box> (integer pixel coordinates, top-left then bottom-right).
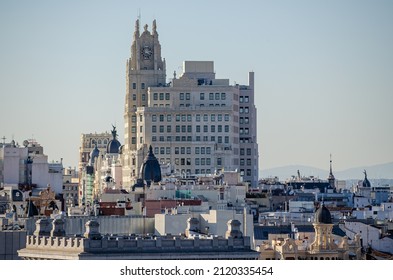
<box><xmin>1</xmin><ymin>0</ymin><xmax>392</xmax><ymax>173</ymax></box>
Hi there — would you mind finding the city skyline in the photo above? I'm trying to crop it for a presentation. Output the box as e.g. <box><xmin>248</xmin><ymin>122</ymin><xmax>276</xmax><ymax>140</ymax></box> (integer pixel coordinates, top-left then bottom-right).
<box><xmin>1</xmin><ymin>1</ymin><xmax>392</xmax><ymax>173</ymax></box>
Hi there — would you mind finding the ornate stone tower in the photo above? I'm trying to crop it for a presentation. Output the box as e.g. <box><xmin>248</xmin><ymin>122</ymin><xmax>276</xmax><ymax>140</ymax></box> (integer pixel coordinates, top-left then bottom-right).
<box><xmin>310</xmin><ymin>204</ymin><xmax>335</xmax><ymax>252</ymax></box>
<box><xmin>123</xmin><ymin>19</ymin><xmax>166</xmax><ymax>187</ymax></box>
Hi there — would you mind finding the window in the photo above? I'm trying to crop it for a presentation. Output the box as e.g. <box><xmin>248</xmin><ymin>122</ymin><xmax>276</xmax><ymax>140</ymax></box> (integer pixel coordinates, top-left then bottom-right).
<box><xmin>131</xmin><ymin>137</ymin><xmax>136</xmax><ymax>144</ymax></box>
<box><xmin>211</xmin><ymin>136</ymin><xmax>215</xmax><ymax>141</ymax></box>
<box><xmin>165</xmin><ymin>92</ymin><xmax>170</xmax><ymax>100</ymax></box>
<box><xmin>247</xmin><ymin>159</ymin><xmax>251</xmax><ymax>165</ymax></box>
<box><xmin>181</xmin><ymin>114</ymin><xmax>186</xmax><ymax>122</ymax></box>
<box><xmin>203</xmin><ymin>114</ymin><xmax>208</xmax><ymax>122</ymax></box>
<box><xmin>196</xmin><ymin>136</ymin><xmax>201</xmax><ymax>141</ymax></box>
<box><xmin>203</xmin><ymin>125</ymin><xmax>208</xmax><ymax>133</ymax></box>
<box><xmin>141</xmin><ymin>83</ymin><xmax>145</xmax><ymax>89</ymax></box>
<box><xmin>224</xmin><ymin>136</ymin><xmax>229</xmax><ymax>143</ymax></box>
<box><xmin>154</xmin><ymin>147</ymin><xmax>159</xmax><ymax>154</ymax></box>
<box><xmin>140</xmin><ymin>126</ymin><xmax>143</xmax><ymax>133</ymax></box>
<box><xmin>181</xmin><ymin>147</ymin><xmax>185</xmax><ymax>154</ymax></box>
<box><xmin>187</xmin><ymin>125</ymin><xmax>192</xmax><ymax>133</ymax></box>
<box><xmin>142</xmin><ymin>94</ymin><xmax>146</xmax><ymax>101</ymax></box>
<box><xmin>187</xmin><ymin>114</ymin><xmax>192</xmax><ymax>122</ymax></box>
<box><xmin>247</xmin><ymin>148</ymin><xmax>252</xmax><ymax>155</ymax></box>
<box><xmin>132</xmin><ymin>94</ymin><xmax>136</xmax><ymax>101</ymax></box>
<box><xmin>211</xmin><ymin>125</ymin><xmax>215</xmax><ymax>133</ymax></box>
<box><xmin>131</xmin><ymin>126</ymin><xmax>136</xmax><ymax>133</ymax></box>
<box><xmin>206</xmin><ymin>147</ymin><xmax>211</xmax><ymax>154</ymax></box>
<box><xmin>195</xmin><ymin>147</ymin><xmax>200</xmax><ymax>154</ymax></box>
<box><xmin>187</xmin><ymin>136</ymin><xmax>192</xmax><ymax>141</ymax></box>
<box><xmin>180</xmin><ymin>93</ymin><xmax>184</xmax><ymax>100</ymax></box>
<box><xmin>245</xmin><ymin>107</ymin><xmax>249</xmax><ymax>113</ymax></box>
<box><xmin>218</xmin><ymin>125</ymin><xmax>222</xmax><ymax>132</ymax></box>
<box><xmin>217</xmin><ymin>114</ymin><xmax>222</xmax><ymax>121</ymax></box>
<box><xmin>201</xmin><ymin>147</ymin><xmax>205</xmax><ymax>154</ymax></box>
<box><xmin>166</xmin><ymin>147</ymin><xmax>171</xmax><ymax>154</ymax></box>
<box><xmin>240</xmin><ymin>96</ymin><xmax>243</xmax><ymax>103</ymax></box>
<box><xmin>209</xmin><ymin>93</ymin><xmax>214</xmax><ymax>100</ymax></box>
<box><xmin>203</xmin><ymin>136</ymin><xmax>208</xmax><ymax>141</ymax></box>
<box><xmin>176</xmin><ymin>114</ymin><xmax>180</xmax><ymax>122</ymax></box>
<box><xmin>186</xmin><ymin>92</ymin><xmax>190</xmax><ymax>100</ymax></box>
<box><xmin>224</xmin><ymin>114</ymin><xmax>229</xmax><ymax>121</ymax></box>
<box><xmin>159</xmin><ymin>92</ymin><xmax>164</xmax><ymax>100</ymax></box>
<box><xmin>167</xmin><ymin>125</ymin><xmax>171</xmax><ymax>133</ymax></box>
<box><xmin>240</xmin><ymin>148</ymin><xmax>245</xmax><ymax>156</ymax></box>
<box><xmin>160</xmin><ymin>147</ymin><xmax>165</xmax><ymax>154</ymax></box>
<box><xmin>196</xmin><ymin>125</ymin><xmax>201</xmax><ymax>133</ymax></box>
<box><xmin>132</xmin><ymin>83</ymin><xmax>136</xmax><ymax>89</ymax></box>
<box><xmin>217</xmin><ymin>158</ymin><xmax>222</xmax><ymax>166</ymax></box>
<box><xmin>247</xmin><ymin>169</ymin><xmax>252</xmax><ymax>176</ymax></box>
<box><xmin>211</xmin><ymin>114</ymin><xmax>215</xmax><ymax>121</ymax></box>
<box><xmin>153</xmin><ymin>93</ymin><xmax>158</xmax><ymax>100</ymax></box>
<box><xmin>225</xmin><ymin>125</ymin><xmax>229</xmax><ymax>132</ymax></box>
<box><xmin>201</xmin><ymin>158</ymin><xmax>205</xmax><ymax>165</ymax></box>
<box><xmin>186</xmin><ymin>147</ymin><xmax>191</xmax><ymax>154</ymax></box>
<box><xmin>175</xmin><ymin>136</ymin><xmax>180</xmax><ymax>141</ymax></box>
<box><xmin>176</xmin><ymin>125</ymin><xmax>180</xmax><ymax>133</ymax></box>
<box><xmin>159</xmin><ymin>115</ymin><xmax>164</xmax><ymax>122</ymax></box>
<box><xmin>240</xmin><ymin>159</ymin><xmax>245</xmax><ymax>165</ymax></box>
<box><xmin>217</xmin><ymin>136</ymin><xmax>222</xmax><ymax>143</ymax></box>
<box><xmin>152</xmin><ymin>125</ymin><xmax>157</xmax><ymax>133</ymax></box>
<box><xmin>215</xmin><ymin>92</ymin><xmax>220</xmax><ymax>100</ymax></box>
<box><xmin>167</xmin><ymin>115</ymin><xmax>172</xmax><ymax>122</ymax></box>
<box><xmin>196</xmin><ymin>114</ymin><xmax>201</xmax><ymax>122</ymax></box>
<box><xmin>245</xmin><ymin>96</ymin><xmax>249</xmax><ymax>103</ymax></box>
<box><xmin>245</xmin><ymin>128</ymin><xmax>249</xmax><ymax>135</ymax></box>
<box><xmin>166</xmin><ymin>136</ymin><xmax>171</xmax><ymax>141</ymax></box>
<box><xmin>181</xmin><ymin>125</ymin><xmax>186</xmax><ymax>133</ymax></box>
<box><xmin>140</xmin><ymin>137</ymin><xmax>143</xmax><ymax>143</ymax></box>
<box><xmin>175</xmin><ymin>147</ymin><xmax>179</xmax><ymax>154</ymax></box>
<box><xmin>239</xmin><ymin>107</ymin><xmax>244</xmax><ymax>114</ymax></box>
<box><xmin>206</xmin><ymin>158</ymin><xmax>211</xmax><ymax>165</ymax></box>
<box><xmin>159</xmin><ymin>125</ymin><xmax>164</xmax><ymax>133</ymax></box>
<box><xmin>139</xmin><ymin>114</ymin><xmax>143</xmax><ymax>122</ymax></box>
<box><xmin>200</xmin><ymin>93</ymin><xmax>205</xmax><ymax>100</ymax></box>
<box><xmin>195</xmin><ymin>158</ymin><xmax>200</xmax><ymax>165</ymax></box>
<box><xmin>221</xmin><ymin>93</ymin><xmax>226</xmax><ymax>100</ymax></box>
<box><xmin>245</xmin><ymin>117</ymin><xmax>249</xmax><ymax>124</ymax></box>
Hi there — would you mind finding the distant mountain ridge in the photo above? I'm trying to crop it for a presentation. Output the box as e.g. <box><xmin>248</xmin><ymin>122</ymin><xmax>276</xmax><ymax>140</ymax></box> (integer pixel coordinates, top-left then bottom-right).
<box><xmin>260</xmin><ymin>161</ymin><xmax>393</xmax><ymax>180</ymax></box>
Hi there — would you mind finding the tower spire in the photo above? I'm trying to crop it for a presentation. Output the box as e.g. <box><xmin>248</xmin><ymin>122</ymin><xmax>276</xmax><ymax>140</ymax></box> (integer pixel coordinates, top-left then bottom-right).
<box><xmin>134</xmin><ymin>19</ymin><xmax>140</xmax><ymax>40</ymax></box>
<box><xmin>329</xmin><ymin>154</ymin><xmax>333</xmax><ymax>176</ymax></box>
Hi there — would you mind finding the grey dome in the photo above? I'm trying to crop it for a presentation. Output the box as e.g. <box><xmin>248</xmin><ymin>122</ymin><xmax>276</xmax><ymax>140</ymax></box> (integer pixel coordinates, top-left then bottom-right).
<box><xmin>362</xmin><ymin>170</ymin><xmax>371</xmax><ymax>188</ymax></box>
<box><xmin>107</xmin><ymin>125</ymin><xmax>121</xmax><ymax>154</ymax></box>
<box><xmin>89</xmin><ymin>145</ymin><xmax>99</xmax><ymax>165</ymax></box>
<box><xmin>315</xmin><ymin>204</ymin><xmax>332</xmax><ymax>224</ymax></box>
<box><xmin>141</xmin><ymin>145</ymin><xmax>162</xmax><ymax>186</ymax></box>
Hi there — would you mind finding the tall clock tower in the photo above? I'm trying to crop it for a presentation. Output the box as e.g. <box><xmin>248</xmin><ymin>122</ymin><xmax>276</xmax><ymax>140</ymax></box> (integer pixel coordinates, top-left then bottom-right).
<box><xmin>123</xmin><ymin>19</ymin><xmax>166</xmax><ymax>187</ymax></box>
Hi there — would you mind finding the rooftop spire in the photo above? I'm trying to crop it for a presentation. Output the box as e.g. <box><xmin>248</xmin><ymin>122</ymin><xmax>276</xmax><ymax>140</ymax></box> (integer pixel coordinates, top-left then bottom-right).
<box><xmin>152</xmin><ymin>19</ymin><xmax>157</xmax><ymax>36</ymax></box>
<box><xmin>134</xmin><ymin>19</ymin><xmax>140</xmax><ymax>40</ymax></box>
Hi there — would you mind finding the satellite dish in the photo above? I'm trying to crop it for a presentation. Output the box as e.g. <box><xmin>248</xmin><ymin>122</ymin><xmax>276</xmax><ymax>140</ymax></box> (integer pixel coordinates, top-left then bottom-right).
<box><xmin>23</xmin><ymin>140</ymin><xmax>29</xmax><ymax>147</ymax></box>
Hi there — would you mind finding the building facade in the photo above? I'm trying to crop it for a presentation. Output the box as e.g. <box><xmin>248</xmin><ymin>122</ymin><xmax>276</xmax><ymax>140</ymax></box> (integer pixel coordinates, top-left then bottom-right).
<box><xmin>122</xmin><ymin>19</ymin><xmax>259</xmax><ymax>187</ymax></box>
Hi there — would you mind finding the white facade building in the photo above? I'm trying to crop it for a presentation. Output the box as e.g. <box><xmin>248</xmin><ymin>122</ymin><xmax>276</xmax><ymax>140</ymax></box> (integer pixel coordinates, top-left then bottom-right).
<box><xmin>122</xmin><ymin>19</ymin><xmax>259</xmax><ymax>188</ymax></box>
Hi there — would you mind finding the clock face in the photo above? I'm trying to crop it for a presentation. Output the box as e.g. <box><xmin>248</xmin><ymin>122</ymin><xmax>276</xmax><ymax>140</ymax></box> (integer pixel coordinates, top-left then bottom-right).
<box><xmin>141</xmin><ymin>46</ymin><xmax>153</xmax><ymax>60</ymax></box>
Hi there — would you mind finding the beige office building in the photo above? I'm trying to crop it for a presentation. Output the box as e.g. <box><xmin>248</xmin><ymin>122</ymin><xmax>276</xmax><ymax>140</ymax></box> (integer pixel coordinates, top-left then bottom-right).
<box><xmin>123</xmin><ymin>20</ymin><xmax>259</xmax><ymax>187</ymax></box>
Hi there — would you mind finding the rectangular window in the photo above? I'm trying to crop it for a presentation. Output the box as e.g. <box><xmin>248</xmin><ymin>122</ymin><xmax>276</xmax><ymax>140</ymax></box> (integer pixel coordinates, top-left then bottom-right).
<box><xmin>211</xmin><ymin>114</ymin><xmax>215</xmax><ymax>121</ymax></box>
<box><xmin>239</xmin><ymin>107</ymin><xmax>244</xmax><ymax>114</ymax></box>
<box><xmin>240</xmin><ymin>117</ymin><xmax>244</xmax><ymax>124</ymax></box>
<box><xmin>166</xmin><ymin>147</ymin><xmax>171</xmax><ymax>154</ymax></box>
<box><xmin>132</xmin><ymin>94</ymin><xmax>136</xmax><ymax>101</ymax></box>
<box><xmin>203</xmin><ymin>125</ymin><xmax>208</xmax><ymax>133</ymax></box>
<box><xmin>186</xmin><ymin>92</ymin><xmax>190</xmax><ymax>100</ymax></box>
<box><xmin>240</xmin><ymin>148</ymin><xmax>245</xmax><ymax>156</ymax></box>
<box><xmin>247</xmin><ymin>148</ymin><xmax>252</xmax><ymax>155</ymax></box>
<box><xmin>224</xmin><ymin>136</ymin><xmax>229</xmax><ymax>143</ymax></box>
<box><xmin>159</xmin><ymin>115</ymin><xmax>164</xmax><ymax>122</ymax></box>
<box><xmin>195</xmin><ymin>158</ymin><xmax>200</xmax><ymax>165</ymax></box>
<box><xmin>167</xmin><ymin>115</ymin><xmax>172</xmax><ymax>122</ymax></box>
<box><xmin>203</xmin><ymin>114</ymin><xmax>208</xmax><ymax>122</ymax></box>
<box><xmin>245</xmin><ymin>96</ymin><xmax>249</xmax><ymax>103</ymax></box>
<box><xmin>187</xmin><ymin>114</ymin><xmax>192</xmax><ymax>122</ymax></box>
<box><xmin>217</xmin><ymin>125</ymin><xmax>222</xmax><ymax>132</ymax></box>
<box><xmin>142</xmin><ymin>94</ymin><xmax>146</xmax><ymax>101</ymax></box>
<box><xmin>141</xmin><ymin>83</ymin><xmax>145</xmax><ymax>89</ymax></box>
<box><xmin>239</xmin><ymin>96</ymin><xmax>243</xmax><ymax>103</ymax></box>
<box><xmin>159</xmin><ymin>92</ymin><xmax>164</xmax><ymax>100</ymax></box>
<box><xmin>203</xmin><ymin>136</ymin><xmax>208</xmax><ymax>141</ymax></box>
<box><xmin>247</xmin><ymin>159</ymin><xmax>251</xmax><ymax>165</ymax></box>
<box><xmin>180</xmin><ymin>93</ymin><xmax>184</xmax><ymax>100</ymax></box>
<box><xmin>187</xmin><ymin>125</ymin><xmax>192</xmax><ymax>133</ymax></box>
<box><xmin>224</xmin><ymin>114</ymin><xmax>229</xmax><ymax>121</ymax></box>
<box><xmin>175</xmin><ymin>147</ymin><xmax>179</xmax><ymax>154</ymax></box>
<box><xmin>165</xmin><ymin>92</ymin><xmax>170</xmax><ymax>100</ymax></box>
<box><xmin>211</xmin><ymin>125</ymin><xmax>215</xmax><ymax>133</ymax></box>
<box><xmin>140</xmin><ymin>126</ymin><xmax>143</xmax><ymax>133</ymax></box>
<box><xmin>196</xmin><ymin>125</ymin><xmax>200</xmax><ymax>133</ymax></box>
<box><xmin>166</xmin><ymin>136</ymin><xmax>171</xmax><ymax>141</ymax></box>
<box><xmin>181</xmin><ymin>125</ymin><xmax>186</xmax><ymax>133</ymax></box>
<box><xmin>140</xmin><ymin>137</ymin><xmax>143</xmax><ymax>143</ymax></box>
<box><xmin>221</xmin><ymin>93</ymin><xmax>226</xmax><ymax>100</ymax></box>
<box><xmin>152</xmin><ymin>136</ymin><xmax>157</xmax><ymax>142</ymax></box>
<box><xmin>132</xmin><ymin>83</ymin><xmax>136</xmax><ymax>89</ymax></box>
<box><xmin>217</xmin><ymin>136</ymin><xmax>222</xmax><ymax>143</ymax></box>
<box><xmin>201</xmin><ymin>147</ymin><xmax>205</xmax><ymax>154</ymax></box>
<box><xmin>153</xmin><ymin>93</ymin><xmax>158</xmax><ymax>100</ymax></box>
<box><xmin>176</xmin><ymin>125</ymin><xmax>180</xmax><ymax>133</ymax></box>
<box><xmin>181</xmin><ymin>147</ymin><xmax>185</xmax><ymax>154</ymax></box>
<box><xmin>154</xmin><ymin>147</ymin><xmax>159</xmax><ymax>154</ymax></box>
<box><xmin>217</xmin><ymin>114</ymin><xmax>222</xmax><ymax>121</ymax></box>
<box><xmin>131</xmin><ymin>137</ymin><xmax>136</xmax><ymax>144</ymax></box>
<box><xmin>186</xmin><ymin>147</ymin><xmax>191</xmax><ymax>154</ymax></box>
<box><xmin>175</xmin><ymin>136</ymin><xmax>180</xmax><ymax>141</ymax></box>
<box><xmin>200</xmin><ymin>93</ymin><xmax>205</xmax><ymax>100</ymax></box>
<box><xmin>195</xmin><ymin>147</ymin><xmax>200</xmax><ymax>154</ymax></box>
<box><xmin>206</xmin><ymin>158</ymin><xmax>211</xmax><ymax>165</ymax></box>
<box><xmin>201</xmin><ymin>158</ymin><xmax>205</xmax><ymax>165</ymax></box>
<box><xmin>152</xmin><ymin>125</ymin><xmax>157</xmax><ymax>133</ymax></box>
<box><xmin>176</xmin><ymin>114</ymin><xmax>180</xmax><ymax>121</ymax></box>
<box><xmin>225</xmin><ymin>125</ymin><xmax>229</xmax><ymax>132</ymax></box>
<box><xmin>196</xmin><ymin>114</ymin><xmax>201</xmax><ymax>122</ymax></box>
<box><xmin>211</xmin><ymin>136</ymin><xmax>215</xmax><ymax>141</ymax></box>
<box><xmin>160</xmin><ymin>147</ymin><xmax>165</xmax><ymax>154</ymax></box>
<box><xmin>196</xmin><ymin>136</ymin><xmax>201</xmax><ymax>141</ymax></box>
<box><xmin>181</xmin><ymin>114</ymin><xmax>186</xmax><ymax>122</ymax></box>
<box><xmin>209</xmin><ymin>93</ymin><xmax>214</xmax><ymax>100</ymax></box>
<box><xmin>240</xmin><ymin>159</ymin><xmax>245</xmax><ymax>165</ymax></box>
<box><xmin>217</xmin><ymin>158</ymin><xmax>222</xmax><ymax>166</ymax></box>
<box><xmin>206</xmin><ymin>147</ymin><xmax>211</xmax><ymax>154</ymax></box>
<box><xmin>215</xmin><ymin>92</ymin><xmax>220</xmax><ymax>100</ymax></box>
<box><xmin>187</xmin><ymin>136</ymin><xmax>192</xmax><ymax>141</ymax></box>
<box><xmin>167</xmin><ymin>125</ymin><xmax>171</xmax><ymax>133</ymax></box>
<box><xmin>159</xmin><ymin>125</ymin><xmax>164</xmax><ymax>133</ymax></box>
<box><xmin>245</xmin><ymin>107</ymin><xmax>249</xmax><ymax>113</ymax></box>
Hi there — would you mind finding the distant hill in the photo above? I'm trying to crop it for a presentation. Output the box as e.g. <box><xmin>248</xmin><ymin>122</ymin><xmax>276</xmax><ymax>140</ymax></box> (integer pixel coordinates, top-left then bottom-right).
<box><xmin>260</xmin><ymin>162</ymin><xmax>393</xmax><ymax>180</ymax></box>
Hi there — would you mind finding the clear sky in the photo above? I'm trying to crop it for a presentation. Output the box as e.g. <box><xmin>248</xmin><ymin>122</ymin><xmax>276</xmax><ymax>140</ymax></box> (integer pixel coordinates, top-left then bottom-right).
<box><xmin>1</xmin><ymin>0</ymin><xmax>392</xmax><ymax>173</ymax></box>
